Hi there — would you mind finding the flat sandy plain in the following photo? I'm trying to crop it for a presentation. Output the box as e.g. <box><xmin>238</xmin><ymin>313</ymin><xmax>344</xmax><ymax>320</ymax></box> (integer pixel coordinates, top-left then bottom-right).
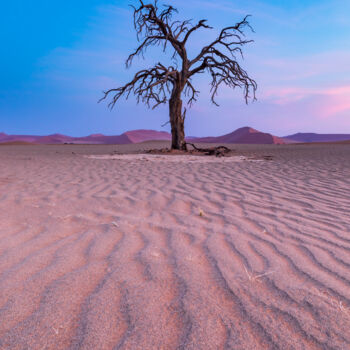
<box><xmin>0</xmin><ymin>142</ymin><xmax>349</xmax><ymax>350</ymax></box>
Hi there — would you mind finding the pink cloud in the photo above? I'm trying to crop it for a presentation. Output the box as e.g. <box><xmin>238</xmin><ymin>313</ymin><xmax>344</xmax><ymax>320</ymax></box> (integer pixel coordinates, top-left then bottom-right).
<box><xmin>316</xmin><ymin>93</ymin><xmax>350</xmax><ymax>119</ymax></box>
<box><xmin>261</xmin><ymin>85</ymin><xmax>350</xmax><ymax>117</ymax></box>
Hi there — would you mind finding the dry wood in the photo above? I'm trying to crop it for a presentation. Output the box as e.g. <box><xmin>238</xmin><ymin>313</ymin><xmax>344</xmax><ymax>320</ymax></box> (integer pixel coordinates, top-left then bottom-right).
<box><xmin>185</xmin><ymin>143</ymin><xmax>232</xmax><ymax>157</ymax></box>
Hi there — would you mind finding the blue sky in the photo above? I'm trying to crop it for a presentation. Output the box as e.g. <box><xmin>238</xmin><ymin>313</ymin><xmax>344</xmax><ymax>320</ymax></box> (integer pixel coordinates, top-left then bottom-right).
<box><xmin>1</xmin><ymin>0</ymin><xmax>350</xmax><ymax>136</ymax></box>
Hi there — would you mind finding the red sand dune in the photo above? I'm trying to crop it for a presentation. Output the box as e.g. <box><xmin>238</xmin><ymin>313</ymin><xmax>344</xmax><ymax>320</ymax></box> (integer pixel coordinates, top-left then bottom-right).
<box><xmin>3</xmin><ymin>128</ymin><xmax>350</xmax><ymax>145</ymax></box>
<box><xmin>283</xmin><ymin>132</ymin><xmax>350</xmax><ymax>143</ymax></box>
<box><xmin>0</xmin><ymin>133</ymin><xmax>40</xmax><ymax>144</ymax></box>
<box><xmin>0</xmin><ymin>141</ymin><xmax>36</xmax><ymax>145</ymax></box>
<box><xmin>194</xmin><ymin>127</ymin><xmax>285</xmax><ymax>144</ymax></box>
<box><xmin>0</xmin><ymin>127</ymin><xmax>285</xmax><ymax>145</ymax></box>
<box><xmin>36</xmin><ymin>134</ymin><xmax>75</xmax><ymax>144</ymax></box>
<box><xmin>73</xmin><ymin>134</ymin><xmax>132</xmax><ymax>145</ymax></box>
<box><xmin>0</xmin><ymin>130</ymin><xmax>168</xmax><ymax>145</ymax></box>
<box><xmin>124</xmin><ymin>129</ymin><xmax>172</xmax><ymax>143</ymax></box>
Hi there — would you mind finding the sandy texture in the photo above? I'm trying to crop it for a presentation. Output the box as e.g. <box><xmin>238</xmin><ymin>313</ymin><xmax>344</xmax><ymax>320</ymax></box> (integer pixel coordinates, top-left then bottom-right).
<box><xmin>0</xmin><ymin>143</ymin><xmax>349</xmax><ymax>350</ymax></box>
<box><xmin>84</xmin><ymin>154</ymin><xmax>258</xmax><ymax>162</ymax></box>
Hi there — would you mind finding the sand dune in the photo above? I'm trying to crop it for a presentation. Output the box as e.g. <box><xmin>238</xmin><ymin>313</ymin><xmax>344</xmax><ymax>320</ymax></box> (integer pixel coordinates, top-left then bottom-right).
<box><xmin>0</xmin><ymin>130</ymin><xmax>171</xmax><ymax>145</ymax></box>
<box><xmin>194</xmin><ymin>127</ymin><xmax>285</xmax><ymax>144</ymax></box>
<box><xmin>0</xmin><ymin>127</ymin><xmax>284</xmax><ymax>145</ymax></box>
<box><xmin>0</xmin><ymin>143</ymin><xmax>349</xmax><ymax>349</ymax></box>
<box><xmin>284</xmin><ymin>132</ymin><xmax>350</xmax><ymax>143</ymax></box>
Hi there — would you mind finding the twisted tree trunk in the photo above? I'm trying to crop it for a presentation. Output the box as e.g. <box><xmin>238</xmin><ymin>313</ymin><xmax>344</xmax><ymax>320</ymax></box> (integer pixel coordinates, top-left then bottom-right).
<box><xmin>169</xmin><ymin>86</ymin><xmax>187</xmax><ymax>150</ymax></box>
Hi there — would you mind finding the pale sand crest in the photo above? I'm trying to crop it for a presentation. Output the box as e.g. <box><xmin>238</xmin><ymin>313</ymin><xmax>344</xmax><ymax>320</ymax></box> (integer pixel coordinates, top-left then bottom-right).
<box><xmin>0</xmin><ymin>144</ymin><xmax>349</xmax><ymax>349</ymax></box>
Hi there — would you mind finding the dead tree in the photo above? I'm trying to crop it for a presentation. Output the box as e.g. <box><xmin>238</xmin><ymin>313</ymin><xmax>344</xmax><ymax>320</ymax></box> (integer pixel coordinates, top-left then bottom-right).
<box><xmin>100</xmin><ymin>0</ymin><xmax>257</xmax><ymax>150</ymax></box>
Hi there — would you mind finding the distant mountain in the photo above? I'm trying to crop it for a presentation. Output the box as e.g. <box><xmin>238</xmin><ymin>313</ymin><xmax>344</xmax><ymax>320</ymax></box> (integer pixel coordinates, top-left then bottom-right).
<box><xmin>124</xmin><ymin>129</ymin><xmax>171</xmax><ymax>143</ymax></box>
<box><xmin>72</xmin><ymin>134</ymin><xmax>132</xmax><ymax>145</ymax></box>
<box><xmin>0</xmin><ymin>141</ymin><xmax>35</xmax><ymax>145</ymax></box>
<box><xmin>193</xmin><ymin>127</ymin><xmax>285</xmax><ymax>144</ymax></box>
<box><xmin>72</xmin><ymin>130</ymin><xmax>171</xmax><ymax>144</ymax></box>
<box><xmin>283</xmin><ymin>133</ymin><xmax>350</xmax><ymax>143</ymax></box>
<box><xmin>0</xmin><ymin>130</ymin><xmax>171</xmax><ymax>145</ymax></box>
<box><xmin>0</xmin><ymin>127</ymin><xmax>286</xmax><ymax>145</ymax></box>
<box><xmin>0</xmin><ymin>133</ymin><xmax>41</xmax><ymax>143</ymax></box>
<box><xmin>36</xmin><ymin>134</ymin><xmax>75</xmax><ymax>144</ymax></box>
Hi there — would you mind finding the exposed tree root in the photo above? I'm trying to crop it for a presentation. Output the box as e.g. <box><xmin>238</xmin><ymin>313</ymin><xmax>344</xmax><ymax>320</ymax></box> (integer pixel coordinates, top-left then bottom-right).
<box><xmin>146</xmin><ymin>143</ymin><xmax>234</xmax><ymax>157</ymax></box>
<box><xmin>185</xmin><ymin>143</ymin><xmax>233</xmax><ymax>157</ymax></box>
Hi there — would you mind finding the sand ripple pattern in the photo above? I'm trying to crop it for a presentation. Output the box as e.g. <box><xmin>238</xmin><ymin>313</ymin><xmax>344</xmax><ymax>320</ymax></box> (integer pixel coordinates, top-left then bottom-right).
<box><xmin>0</xmin><ymin>144</ymin><xmax>349</xmax><ymax>349</ymax></box>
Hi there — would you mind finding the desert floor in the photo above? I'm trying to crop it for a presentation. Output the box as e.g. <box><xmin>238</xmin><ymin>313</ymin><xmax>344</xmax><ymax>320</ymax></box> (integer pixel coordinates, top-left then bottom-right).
<box><xmin>0</xmin><ymin>143</ymin><xmax>349</xmax><ymax>350</ymax></box>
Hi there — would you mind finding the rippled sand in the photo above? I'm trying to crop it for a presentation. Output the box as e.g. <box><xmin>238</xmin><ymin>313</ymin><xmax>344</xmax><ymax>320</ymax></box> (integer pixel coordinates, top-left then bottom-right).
<box><xmin>0</xmin><ymin>143</ymin><xmax>349</xmax><ymax>349</ymax></box>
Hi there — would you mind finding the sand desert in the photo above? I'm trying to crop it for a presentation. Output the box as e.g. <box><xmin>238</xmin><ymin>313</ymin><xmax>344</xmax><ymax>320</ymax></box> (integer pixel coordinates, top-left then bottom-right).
<box><xmin>0</xmin><ymin>143</ymin><xmax>349</xmax><ymax>349</ymax></box>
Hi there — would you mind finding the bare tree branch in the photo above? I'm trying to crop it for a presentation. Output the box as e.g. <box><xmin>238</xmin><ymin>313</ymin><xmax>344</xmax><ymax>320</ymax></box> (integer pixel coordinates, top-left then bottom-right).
<box><xmin>188</xmin><ymin>15</ymin><xmax>257</xmax><ymax>105</ymax></box>
<box><xmin>190</xmin><ymin>15</ymin><xmax>254</xmax><ymax>66</ymax></box>
<box><xmin>182</xmin><ymin>19</ymin><xmax>212</xmax><ymax>44</ymax></box>
<box><xmin>99</xmin><ymin>63</ymin><xmax>177</xmax><ymax>109</ymax></box>
<box><xmin>129</xmin><ymin>0</ymin><xmax>185</xmax><ymax>62</ymax></box>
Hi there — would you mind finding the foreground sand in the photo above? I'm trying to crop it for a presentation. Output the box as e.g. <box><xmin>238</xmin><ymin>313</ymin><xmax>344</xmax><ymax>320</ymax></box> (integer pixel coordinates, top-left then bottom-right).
<box><xmin>0</xmin><ymin>143</ymin><xmax>349</xmax><ymax>350</ymax></box>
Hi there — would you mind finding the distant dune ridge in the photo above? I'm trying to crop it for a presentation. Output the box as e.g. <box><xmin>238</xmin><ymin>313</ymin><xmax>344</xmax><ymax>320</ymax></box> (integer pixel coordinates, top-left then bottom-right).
<box><xmin>0</xmin><ymin>127</ymin><xmax>282</xmax><ymax>145</ymax></box>
<box><xmin>1</xmin><ymin>127</ymin><xmax>350</xmax><ymax>145</ymax></box>
<box><xmin>0</xmin><ymin>132</ymin><xmax>132</xmax><ymax>145</ymax></box>
<box><xmin>283</xmin><ymin>132</ymin><xmax>350</xmax><ymax>143</ymax></box>
<box><xmin>192</xmin><ymin>127</ymin><xmax>285</xmax><ymax>144</ymax></box>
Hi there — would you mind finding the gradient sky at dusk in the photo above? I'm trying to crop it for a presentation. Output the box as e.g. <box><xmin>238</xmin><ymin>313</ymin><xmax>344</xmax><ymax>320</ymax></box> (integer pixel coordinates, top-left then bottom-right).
<box><xmin>1</xmin><ymin>0</ymin><xmax>350</xmax><ymax>136</ymax></box>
